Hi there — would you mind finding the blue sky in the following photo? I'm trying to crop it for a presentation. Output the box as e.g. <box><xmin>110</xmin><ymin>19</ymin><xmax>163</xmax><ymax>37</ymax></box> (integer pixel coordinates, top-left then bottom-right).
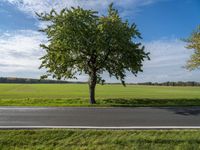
<box><xmin>0</xmin><ymin>0</ymin><xmax>199</xmax><ymax>82</ymax></box>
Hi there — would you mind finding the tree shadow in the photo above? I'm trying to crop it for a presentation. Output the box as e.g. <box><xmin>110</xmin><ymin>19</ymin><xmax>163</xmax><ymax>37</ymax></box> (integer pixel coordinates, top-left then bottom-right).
<box><xmin>99</xmin><ymin>98</ymin><xmax>200</xmax><ymax>107</ymax></box>
<box><xmin>126</xmin><ymin>139</ymin><xmax>200</xmax><ymax>144</ymax></box>
<box><xmin>99</xmin><ymin>98</ymin><xmax>200</xmax><ymax>116</ymax></box>
<box><xmin>161</xmin><ymin>107</ymin><xmax>200</xmax><ymax>116</ymax></box>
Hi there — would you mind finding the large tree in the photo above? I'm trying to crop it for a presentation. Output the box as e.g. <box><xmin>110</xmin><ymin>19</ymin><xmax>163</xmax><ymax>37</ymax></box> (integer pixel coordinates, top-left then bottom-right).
<box><xmin>38</xmin><ymin>4</ymin><xmax>149</xmax><ymax>104</ymax></box>
<box><xmin>185</xmin><ymin>26</ymin><xmax>200</xmax><ymax>70</ymax></box>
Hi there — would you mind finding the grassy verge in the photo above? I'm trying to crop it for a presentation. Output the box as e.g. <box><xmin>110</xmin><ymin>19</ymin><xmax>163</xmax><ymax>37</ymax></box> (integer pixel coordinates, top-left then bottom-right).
<box><xmin>1</xmin><ymin>98</ymin><xmax>200</xmax><ymax>107</ymax></box>
<box><xmin>0</xmin><ymin>129</ymin><xmax>200</xmax><ymax>149</ymax></box>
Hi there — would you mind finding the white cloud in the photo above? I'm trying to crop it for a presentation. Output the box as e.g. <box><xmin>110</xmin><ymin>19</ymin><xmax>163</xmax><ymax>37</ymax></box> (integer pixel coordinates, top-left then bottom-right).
<box><xmin>0</xmin><ymin>30</ymin><xmax>45</xmax><ymax>76</ymax></box>
<box><xmin>3</xmin><ymin>0</ymin><xmax>168</xmax><ymax>30</ymax></box>
<box><xmin>144</xmin><ymin>39</ymin><xmax>191</xmax><ymax>68</ymax></box>
<box><xmin>4</xmin><ymin>0</ymin><xmax>165</xmax><ymax>17</ymax></box>
<box><xmin>124</xmin><ymin>39</ymin><xmax>200</xmax><ymax>83</ymax></box>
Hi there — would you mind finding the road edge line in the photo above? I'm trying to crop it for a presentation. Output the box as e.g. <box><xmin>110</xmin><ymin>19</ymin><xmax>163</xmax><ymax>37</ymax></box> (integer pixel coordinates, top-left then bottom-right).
<box><xmin>1</xmin><ymin>126</ymin><xmax>200</xmax><ymax>129</ymax></box>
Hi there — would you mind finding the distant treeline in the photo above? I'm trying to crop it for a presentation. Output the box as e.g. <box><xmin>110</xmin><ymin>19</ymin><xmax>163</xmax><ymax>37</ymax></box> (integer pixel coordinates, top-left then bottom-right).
<box><xmin>0</xmin><ymin>77</ymin><xmax>85</xmax><ymax>84</ymax></box>
<box><xmin>136</xmin><ymin>81</ymin><xmax>200</xmax><ymax>86</ymax></box>
<box><xmin>107</xmin><ymin>81</ymin><xmax>200</xmax><ymax>86</ymax></box>
<box><xmin>0</xmin><ymin>77</ymin><xmax>199</xmax><ymax>86</ymax></box>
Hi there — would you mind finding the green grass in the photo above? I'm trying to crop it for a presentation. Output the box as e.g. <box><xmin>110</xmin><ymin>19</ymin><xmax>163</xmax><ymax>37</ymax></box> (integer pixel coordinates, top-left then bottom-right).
<box><xmin>0</xmin><ymin>84</ymin><xmax>200</xmax><ymax>106</ymax></box>
<box><xmin>0</xmin><ymin>129</ymin><xmax>200</xmax><ymax>150</ymax></box>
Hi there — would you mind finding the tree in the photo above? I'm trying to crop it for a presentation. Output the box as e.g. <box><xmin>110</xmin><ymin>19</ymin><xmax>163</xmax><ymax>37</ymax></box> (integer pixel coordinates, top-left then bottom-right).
<box><xmin>37</xmin><ymin>3</ymin><xmax>150</xmax><ymax>104</ymax></box>
<box><xmin>185</xmin><ymin>26</ymin><xmax>200</xmax><ymax>70</ymax></box>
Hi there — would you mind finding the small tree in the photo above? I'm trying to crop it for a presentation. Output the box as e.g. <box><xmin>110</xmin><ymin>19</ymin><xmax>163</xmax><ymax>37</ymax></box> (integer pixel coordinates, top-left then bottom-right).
<box><xmin>185</xmin><ymin>26</ymin><xmax>200</xmax><ymax>70</ymax></box>
<box><xmin>38</xmin><ymin>3</ymin><xmax>149</xmax><ymax>104</ymax></box>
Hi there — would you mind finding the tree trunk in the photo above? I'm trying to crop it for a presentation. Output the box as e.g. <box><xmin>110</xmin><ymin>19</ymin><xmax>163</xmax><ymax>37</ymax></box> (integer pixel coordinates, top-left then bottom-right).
<box><xmin>89</xmin><ymin>84</ymin><xmax>96</xmax><ymax>104</ymax></box>
<box><xmin>89</xmin><ymin>71</ymin><xmax>97</xmax><ymax>104</ymax></box>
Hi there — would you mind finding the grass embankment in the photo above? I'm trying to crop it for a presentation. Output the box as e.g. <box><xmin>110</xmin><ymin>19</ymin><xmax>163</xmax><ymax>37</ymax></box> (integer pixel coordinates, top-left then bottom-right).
<box><xmin>0</xmin><ymin>129</ymin><xmax>200</xmax><ymax>149</ymax></box>
<box><xmin>0</xmin><ymin>84</ymin><xmax>200</xmax><ymax>107</ymax></box>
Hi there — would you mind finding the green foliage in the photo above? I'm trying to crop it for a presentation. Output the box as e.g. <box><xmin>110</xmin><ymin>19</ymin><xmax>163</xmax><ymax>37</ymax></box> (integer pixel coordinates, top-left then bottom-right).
<box><xmin>37</xmin><ymin>3</ymin><xmax>149</xmax><ymax>85</ymax></box>
<box><xmin>185</xmin><ymin>26</ymin><xmax>200</xmax><ymax>70</ymax></box>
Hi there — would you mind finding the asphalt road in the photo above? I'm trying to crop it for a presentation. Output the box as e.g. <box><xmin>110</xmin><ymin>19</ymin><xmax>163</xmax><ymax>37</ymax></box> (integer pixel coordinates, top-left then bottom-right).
<box><xmin>0</xmin><ymin>107</ymin><xmax>200</xmax><ymax>128</ymax></box>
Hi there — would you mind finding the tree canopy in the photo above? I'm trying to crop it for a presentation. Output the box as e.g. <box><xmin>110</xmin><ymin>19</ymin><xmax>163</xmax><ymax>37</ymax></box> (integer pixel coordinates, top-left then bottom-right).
<box><xmin>38</xmin><ymin>3</ymin><xmax>149</xmax><ymax>104</ymax></box>
<box><xmin>185</xmin><ymin>26</ymin><xmax>200</xmax><ymax>70</ymax></box>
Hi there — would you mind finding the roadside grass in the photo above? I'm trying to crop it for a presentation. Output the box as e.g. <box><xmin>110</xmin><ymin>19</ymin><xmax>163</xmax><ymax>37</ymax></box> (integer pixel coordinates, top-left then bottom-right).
<box><xmin>0</xmin><ymin>129</ymin><xmax>200</xmax><ymax>150</ymax></box>
<box><xmin>0</xmin><ymin>84</ymin><xmax>200</xmax><ymax>107</ymax></box>
<box><xmin>1</xmin><ymin>98</ymin><xmax>200</xmax><ymax>107</ymax></box>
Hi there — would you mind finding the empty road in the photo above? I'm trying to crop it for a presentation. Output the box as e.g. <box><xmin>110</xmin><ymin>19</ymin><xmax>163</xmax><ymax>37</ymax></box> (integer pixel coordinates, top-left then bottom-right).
<box><xmin>1</xmin><ymin>107</ymin><xmax>200</xmax><ymax>128</ymax></box>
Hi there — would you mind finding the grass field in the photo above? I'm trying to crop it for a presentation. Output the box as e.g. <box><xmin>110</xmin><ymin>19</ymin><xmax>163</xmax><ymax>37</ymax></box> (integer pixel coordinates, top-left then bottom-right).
<box><xmin>0</xmin><ymin>129</ymin><xmax>200</xmax><ymax>150</ymax></box>
<box><xmin>0</xmin><ymin>84</ymin><xmax>200</xmax><ymax>106</ymax></box>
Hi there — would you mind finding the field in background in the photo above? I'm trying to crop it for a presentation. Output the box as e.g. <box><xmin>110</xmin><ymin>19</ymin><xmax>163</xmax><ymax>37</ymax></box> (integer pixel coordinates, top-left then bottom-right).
<box><xmin>0</xmin><ymin>84</ymin><xmax>200</xmax><ymax>106</ymax></box>
<box><xmin>0</xmin><ymin>129</ymin><xmax>200</xmax><ymax>149</ymax></box>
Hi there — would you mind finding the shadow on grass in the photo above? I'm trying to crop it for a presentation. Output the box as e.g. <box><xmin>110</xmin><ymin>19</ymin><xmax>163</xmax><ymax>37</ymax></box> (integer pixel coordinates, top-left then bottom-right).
<box><xmin>1</xmin><ymin>98</ymin><xmax>200</xmax><ymax>109</ymax></box>
<box><xmin>118</xmin><ymin>139</ymin><xmax>200</xmax><ymax>144</ymax></box>
<box><xmin>98</xmin><ymin>98</ymin><xmax>200</xmax><ymax>107</ymax></box>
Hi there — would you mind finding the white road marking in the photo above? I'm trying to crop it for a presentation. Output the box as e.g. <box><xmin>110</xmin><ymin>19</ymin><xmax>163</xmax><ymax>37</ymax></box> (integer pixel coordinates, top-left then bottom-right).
<box><xmin>1</xmin><ymin>126</ymin><xmax>200</xmax><ymax>129</ymax></box>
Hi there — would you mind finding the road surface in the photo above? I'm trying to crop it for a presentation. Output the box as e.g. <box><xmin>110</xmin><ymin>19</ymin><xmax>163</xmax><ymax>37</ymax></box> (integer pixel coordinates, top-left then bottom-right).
<box><xmin>1</xmin><ymin>107</ymin><xmax>200</xmax><ymax>128</ymax></box>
